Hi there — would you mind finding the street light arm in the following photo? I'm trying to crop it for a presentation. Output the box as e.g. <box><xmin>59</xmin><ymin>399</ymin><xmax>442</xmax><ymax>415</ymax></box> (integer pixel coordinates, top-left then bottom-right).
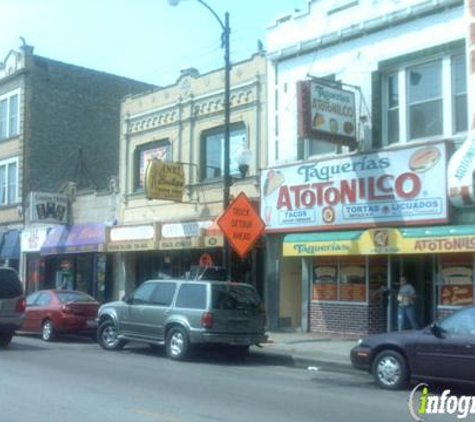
<box><xmin>196</xmin><ymin>0</ymin><xmax>226</xmax><ymax>32</ymax></box>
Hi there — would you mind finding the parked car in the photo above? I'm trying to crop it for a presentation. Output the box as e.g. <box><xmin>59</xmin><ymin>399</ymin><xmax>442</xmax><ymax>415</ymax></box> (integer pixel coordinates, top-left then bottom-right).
<box><xmin>351</xmin><ymin>305</ymin><xmax>475</xmax><ymax>390</ymax></box>
<box><xmin>22</xmin><ymin>290</ymin><xmax>100</xmax><ymax>341</ymax></box>
<box><xmin>0</xmin><ymin>267</ymin><xmax>26</xmax><ymax>347</ymax></box>
<box><xmin>97</xmin><ymin>279</ymin><xmax>267</xmax><ymax>360</ymax></box>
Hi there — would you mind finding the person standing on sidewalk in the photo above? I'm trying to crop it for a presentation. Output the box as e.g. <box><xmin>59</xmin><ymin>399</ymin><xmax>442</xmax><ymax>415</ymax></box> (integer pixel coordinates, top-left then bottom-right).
<box><xmin>397</xmin><ymin>276</ymin><xmax>418</xmax><ymax>331</ymax></box>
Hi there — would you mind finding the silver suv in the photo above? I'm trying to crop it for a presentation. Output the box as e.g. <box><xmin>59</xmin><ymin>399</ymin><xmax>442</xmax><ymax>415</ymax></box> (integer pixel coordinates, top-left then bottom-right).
<box><xmin>0</xmin><ymin>267</ymin><xmax>25</xmax><ymax>347</ymax></box>
<box><xmin>97</xmin><ymin>279</ymin><xmax>267</xmax><ymax>360</ymax></box>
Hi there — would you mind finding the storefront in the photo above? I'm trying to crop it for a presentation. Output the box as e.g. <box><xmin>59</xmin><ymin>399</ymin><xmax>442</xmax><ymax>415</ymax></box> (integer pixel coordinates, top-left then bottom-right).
<box><xmin>40</xmin><ymin>223</ymin><xmax>111</xmax><ymax>302</ymax></box>
<box><xmin>261</xmin><ymin>140</ymin><xmax>460</xmax><ymax>334</ymax></box>
<box><xmin>106</xmin><ymin>221</ymin><xmax>226</xmax><ymax>296</ymax></box>
<box><xmin>283</xmin><ymin>226</ymin><xmax>475</xmax><ymax>334</ymax></box>
<box><xmin>21</xmin><ymin>225</ymin><xmax>53</xmax><ymax>294</ymax></box>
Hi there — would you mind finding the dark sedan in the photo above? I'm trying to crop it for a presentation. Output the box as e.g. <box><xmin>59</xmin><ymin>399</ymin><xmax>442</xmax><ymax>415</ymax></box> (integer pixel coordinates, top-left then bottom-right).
<box><xmin>22</xmin><ymin>290</ymin><xmax>99</xmax><ymax>341</ymax></box>
<box><xmin>351</xmin><ymin>306</ymin><xmax>475</xmax><ymax>390</ymax></box>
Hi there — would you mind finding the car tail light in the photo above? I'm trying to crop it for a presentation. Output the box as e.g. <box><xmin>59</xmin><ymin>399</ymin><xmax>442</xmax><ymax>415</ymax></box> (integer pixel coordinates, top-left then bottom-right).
<box><xmin>60</xmin><ymin>305</ymin><xmax>72</xmax><ymax>314</ymax></box>
<box><xmin>201</xmin><ymin>312</ymin><xmax>214</xmax><ymax>329</ymax></box>
<box><xmin>15</xmin><ymin>298</ymin><xmax>26</xmax><ymax>313</ymax></box>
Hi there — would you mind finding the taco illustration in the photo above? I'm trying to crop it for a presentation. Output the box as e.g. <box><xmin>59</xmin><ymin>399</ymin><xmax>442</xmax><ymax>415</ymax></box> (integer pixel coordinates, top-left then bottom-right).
<box><xmin>263</xmin><ymin>170</ymin><xmax>285</xmax><ymax>196</ymax></box>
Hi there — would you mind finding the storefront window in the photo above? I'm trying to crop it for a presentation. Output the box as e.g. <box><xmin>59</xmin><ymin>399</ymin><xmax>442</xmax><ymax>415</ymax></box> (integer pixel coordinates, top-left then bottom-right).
<box><xmin>76</xmin><ymin>254</ymin><xmax>93</xmax><ymax>295</ymax></box>
<box><xmin>368</xmin><ymin>256</ymin><xmax>388</xmax><ymax>300</ymax></box>
<box><xmin>339</xmin><ymin>257</ymin><xmax>366</xmax><ymax>301</ymax></box>
<box><xmin>312</xmin><ymin>258</ymin><xmax>338</xmax><ymax>301</ymax></box>
<box><xmin>438</xmin><ymin>254</ymin><xmax>474</xmax><ymax>306</ymax></box>
<box><xmin>312</xmin><ymin>257</ymin><xmax>371</xmax><ymax>302</ymax></box>
<box><xmin>26</xmin><ymin>256</ymin><xmax>45</xmax><ymax>294</ymax></box>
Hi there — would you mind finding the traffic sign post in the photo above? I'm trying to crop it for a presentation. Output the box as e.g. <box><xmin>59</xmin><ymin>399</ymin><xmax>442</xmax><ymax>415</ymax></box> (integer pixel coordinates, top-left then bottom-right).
<box><xmin>217</xmin><ymin>192</ymin><xmax>265</xmax><ymax>259</ymax></box>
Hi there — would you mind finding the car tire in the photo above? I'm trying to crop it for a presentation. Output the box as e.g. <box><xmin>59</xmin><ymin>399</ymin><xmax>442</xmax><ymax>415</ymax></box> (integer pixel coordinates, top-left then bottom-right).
<box><xmin>372</xmin><ymin>350</ymin><xmax>408</xmax><ymax>390</ymax></box>
<box><xmin>42</xmin><ymin>320</ymin><xmax>56</xmax><ymax>342</ymax></box>
<box><xmin>97</xmin><ymin>320</ymin><xmax>126</xmax><ymax>351</ymax></box>
<box><xmin>166</xmin><ymin>326</ymin><xmax>190</xmax><ymax>361</ymax></box>
<box><xmin>0</xmin><ymin>332</ymin><xmax>13</xmax><ymax>347</ymax></box>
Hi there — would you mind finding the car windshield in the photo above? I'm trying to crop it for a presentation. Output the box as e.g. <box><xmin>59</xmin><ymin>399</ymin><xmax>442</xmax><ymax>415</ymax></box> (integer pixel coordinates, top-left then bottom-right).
<box><xmin>56</xmin><ymin>291</ymin><xmax>95</xmax><ymax>303</ymax></box>
<box><xmin>212</xmin><ymin>284</ymin><xmax>261</xmax><ymax>311</ymax></box>
<box><xmin>438</xmin><ymin>307</ymin><xmax>475</xmax><ymax>335</ymax></box>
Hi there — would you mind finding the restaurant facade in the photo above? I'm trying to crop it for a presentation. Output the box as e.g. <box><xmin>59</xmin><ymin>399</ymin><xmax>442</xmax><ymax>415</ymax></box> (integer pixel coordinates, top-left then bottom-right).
<box><xmin>263</xmin><ymin>0</ymin><xmax>474</xmax><ymax>334</ymax></box>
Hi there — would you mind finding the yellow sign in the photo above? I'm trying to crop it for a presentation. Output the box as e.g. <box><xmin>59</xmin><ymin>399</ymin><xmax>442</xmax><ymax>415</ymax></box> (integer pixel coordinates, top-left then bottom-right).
<box><xmin>284</xmin><ymin>228</ymin><xmax>475</xmax><ymax>256</ymax></box>
<box><xmin>144</xmin><ymin>160</ymin><xmax>185</xmax><ymax>202</ymax></box>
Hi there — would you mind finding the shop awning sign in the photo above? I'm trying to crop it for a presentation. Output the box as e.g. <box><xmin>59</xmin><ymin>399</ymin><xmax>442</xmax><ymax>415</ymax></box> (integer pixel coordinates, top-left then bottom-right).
<box><xmin>106</xmin><ymin>224</ymin><xmax>157</xmax><ymax>252</ymax></box>
<box><xmin>283</xmin><ymin>225</ymin><xmax>475</xmax><ymax>256</ymax></box>
<box><xmin>218</xmin><ymin>192</ymin><xmax>265</xmax><ymax>258</ymax></box>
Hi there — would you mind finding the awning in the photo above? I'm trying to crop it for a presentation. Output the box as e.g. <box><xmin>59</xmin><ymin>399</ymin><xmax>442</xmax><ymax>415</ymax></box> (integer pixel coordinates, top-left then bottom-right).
<box><xmin>283</xmin><ymin>225</ymin><xmax>475</xmax><ymax>257</ymax></box>
<box><xmin>0</xmin><ymin>230</ymin><xmax>20</xmax><ymax>260</ymax></box>
<box><xmin>41</xmin><ymin>223</ymin><xmax>106</xmax><ymax>255</ymax></box>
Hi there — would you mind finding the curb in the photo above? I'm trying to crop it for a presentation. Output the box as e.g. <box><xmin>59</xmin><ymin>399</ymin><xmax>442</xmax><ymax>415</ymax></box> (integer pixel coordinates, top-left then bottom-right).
<box><xmin>250</xmin><ymin>349</ymin><xmax>355</xmax><ymax>374</ymax></box>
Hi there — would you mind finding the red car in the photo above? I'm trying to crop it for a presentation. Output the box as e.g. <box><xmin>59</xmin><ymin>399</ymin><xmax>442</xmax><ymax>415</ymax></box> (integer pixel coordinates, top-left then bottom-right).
<box><xmin>22</xmin><ymin>290</ymin><xmax>99</xmax><ymax>341</ymax></box>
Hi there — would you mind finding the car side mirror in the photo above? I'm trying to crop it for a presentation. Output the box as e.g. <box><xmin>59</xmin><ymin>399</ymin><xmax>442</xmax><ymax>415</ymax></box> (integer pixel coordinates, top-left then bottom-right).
<box><xmin>430</xmin><ymin>322</ymin><xmax>444</xmax><ymax>338</ymax></box>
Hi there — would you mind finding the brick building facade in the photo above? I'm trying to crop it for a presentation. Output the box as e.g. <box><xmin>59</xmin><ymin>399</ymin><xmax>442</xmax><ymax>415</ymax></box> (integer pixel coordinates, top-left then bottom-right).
<box><xmin>0</xmin><ymin>42</ymin><xmax>154</xmax><ymax>297</ymax></box>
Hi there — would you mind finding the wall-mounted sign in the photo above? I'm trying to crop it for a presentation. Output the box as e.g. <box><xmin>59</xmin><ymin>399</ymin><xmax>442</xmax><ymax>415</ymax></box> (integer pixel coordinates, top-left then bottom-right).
<box><xmin>159</xmin><ymin>220</ymin><xmax>223</xmax><ymax>250</ymax></box>
<box><xmin>21</xmin><ymin>225</ymin><xmax>53</xmax><ymax>252</ymax></box>
<box><xmin>161</xmin><ymin>221</ymin><xmax>213</xmax><ymax>238</ymax></box>
<box><xmin>106</xmin><ymin>224</ymin><xmax>157</xmax><ymax>252</ymax></box>
<box><xmin>144</xmin><ymin>160</ymin><xmax>185</xmax><ymax>202</ymax></box>
<box><xmin>30</xmin><ymin>192</ymin><xmax>68</xmax><ymax>224</ymax></box>
<box><xmin>261</xmin><ymin>141</ymin><xmax>448</xmax><ymax>232</ymax></box>
<box><xmin>297</xmin><ymin>80</ymin><xmax>357</xmax><ymax>147</ymax></box>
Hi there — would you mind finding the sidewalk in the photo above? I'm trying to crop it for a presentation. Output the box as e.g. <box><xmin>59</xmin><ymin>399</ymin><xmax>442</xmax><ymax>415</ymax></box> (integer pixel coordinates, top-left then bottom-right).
<box><xmin>250</xmin><ymin>331</ymin><xmax>359</xmax><ymax>371</ymax></box>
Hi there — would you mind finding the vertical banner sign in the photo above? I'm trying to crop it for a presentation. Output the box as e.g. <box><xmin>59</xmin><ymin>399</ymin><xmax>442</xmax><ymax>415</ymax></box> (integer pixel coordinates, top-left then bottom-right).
<box><xmin>468</xmin><ymin>0</ymin><xmax>475</xmax><ymax>131</ymax></box>
<box><xmin>447</xmin><ymin>1</ymin><xmax>475</xmax><ymax>207</ymax></box>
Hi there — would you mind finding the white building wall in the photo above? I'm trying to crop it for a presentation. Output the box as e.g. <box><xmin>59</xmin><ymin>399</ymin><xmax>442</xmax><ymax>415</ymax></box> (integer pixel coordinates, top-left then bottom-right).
<box><xmin>266</xmin><ymin>0</ymin><xmax>464</xmax><ymax>166</ymax></box>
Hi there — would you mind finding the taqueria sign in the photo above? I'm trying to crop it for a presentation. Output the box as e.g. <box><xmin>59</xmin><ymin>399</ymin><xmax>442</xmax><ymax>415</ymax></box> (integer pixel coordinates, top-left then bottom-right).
<box><xmin>283</xmin><ymin>227</ymin><xmax>475</xmax><ymax>256</ymax></box>
<box><xmin>261</xmin><ymin>142</ymin><xmax>447</xmax><ymax>232</ymax></box>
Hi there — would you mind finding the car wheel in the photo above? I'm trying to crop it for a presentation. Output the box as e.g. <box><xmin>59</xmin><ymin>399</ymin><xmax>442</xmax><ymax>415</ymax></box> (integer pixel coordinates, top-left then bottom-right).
<box><xmin>42</xmin><ymin>320</ymin><xmax>56</xmax><ymax>342</ymax></box>
<box><xmin>166</xmin><ymin>326</ymin><xmax>190</xmax><ymax>361</ymax></box>
<box><xmin>97</xmin><ymin>320</ymin><xmax>125</xmax><ymax>351</ymax></box>
<box><xmin>0</xmin><ymin>332</ymin><xmax>13</xmax><ymax>347</ymax></box>
<box><xmin>372</xmin><ymin>350</ymin><xmax>408</xmax><ymax>390</ymax></box>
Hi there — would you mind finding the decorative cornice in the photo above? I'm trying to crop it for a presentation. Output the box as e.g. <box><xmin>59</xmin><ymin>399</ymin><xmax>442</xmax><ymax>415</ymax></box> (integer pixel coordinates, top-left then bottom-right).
<box><xmin>126</xmin><ymin>80</ymin><xmax>260</xmax><ymax>134</ymax></box>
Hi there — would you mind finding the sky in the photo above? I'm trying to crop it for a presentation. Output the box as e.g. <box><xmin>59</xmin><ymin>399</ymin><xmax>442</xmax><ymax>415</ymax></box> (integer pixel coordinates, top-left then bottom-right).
<box><xmin>0</xmin><ymin>0</ymin><xmax>305</xmax><ymax>86</ymax></box>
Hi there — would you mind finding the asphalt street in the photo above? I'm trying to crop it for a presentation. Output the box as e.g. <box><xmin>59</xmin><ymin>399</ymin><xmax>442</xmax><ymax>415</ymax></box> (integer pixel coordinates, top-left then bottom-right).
<box><xmin>0</xmin><ymin>334</ymin><xmax>452</xmax><ymax>422</ymax></box>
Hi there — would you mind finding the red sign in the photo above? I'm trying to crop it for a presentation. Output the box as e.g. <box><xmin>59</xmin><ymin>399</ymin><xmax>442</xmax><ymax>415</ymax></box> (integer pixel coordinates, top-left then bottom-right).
<box><xmin>199</xmin><ymin>253</ymin><xmax>214</xmax><ymax>267</ymax></box>
<box><xmin>217</xmin><ymin>192</ymin><xmax>265</xmax><ymax>258</ymax></box>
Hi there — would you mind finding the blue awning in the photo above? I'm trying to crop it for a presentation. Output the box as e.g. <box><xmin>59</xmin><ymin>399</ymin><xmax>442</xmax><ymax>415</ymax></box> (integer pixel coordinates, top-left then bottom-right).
<box><xmin>0</xmin><ymin>230</ymin><xmax>20</xmax><ymax>260</ymax></box>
